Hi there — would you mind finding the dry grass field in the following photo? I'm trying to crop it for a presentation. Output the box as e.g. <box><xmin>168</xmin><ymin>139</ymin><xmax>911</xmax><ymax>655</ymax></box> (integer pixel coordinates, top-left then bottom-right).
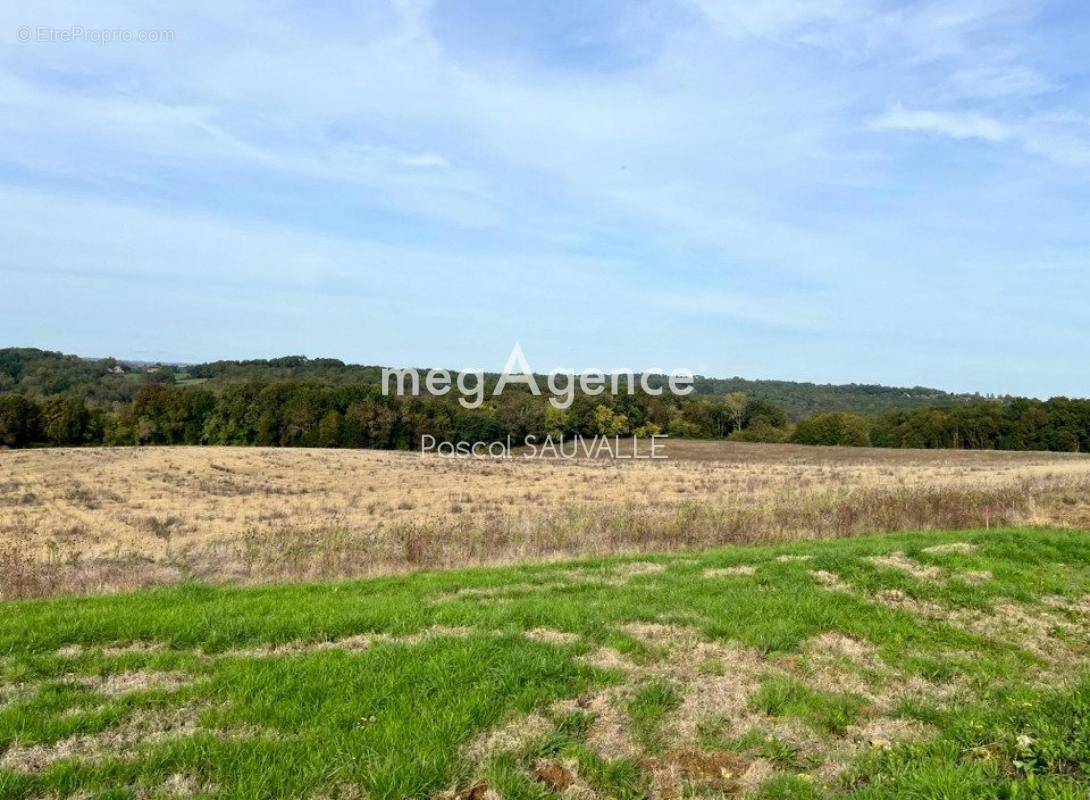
<box><xmin>3</xmin><ymin>442</ymin><xmax>1090</xmax><ymax>599</ymax></box>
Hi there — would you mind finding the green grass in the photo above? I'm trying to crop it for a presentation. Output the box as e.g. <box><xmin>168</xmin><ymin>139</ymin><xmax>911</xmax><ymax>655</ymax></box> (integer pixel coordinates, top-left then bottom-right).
<box><xmin>627</xmin><ymin>680</ymin><xmax>682</xmax><ymax>752</ymax></box>
<box><xmin>2</xmin><ymin>527</ymin><xmax>1090</xmax><ymax>798</ymax></box>
<box><xmin>752</xmin><ymin>676</ymin><xmax>868</xmax><ymax>735</ymax></box>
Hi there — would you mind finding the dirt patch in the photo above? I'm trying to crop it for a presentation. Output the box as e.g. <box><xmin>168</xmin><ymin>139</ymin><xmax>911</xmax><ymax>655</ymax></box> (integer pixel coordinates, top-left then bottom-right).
<box><xmin>432</xmin><ymin>582</ymin><xmax>561</xmax><ymax>604</ymax></box>
<box><xmin>0</xmin><ymin>707</ymin><xmax>201</xmax><ymax>773</ymax></box>
<box><xmin>703</xmin><ymin>565</ymin><xmax>756</xmax><ymax>577</ymax></box>
<box><xmin>438</xmin><ymin>781</ymin><xmax>501</xmax><ymax>800</ymax></box>
<box><xmin>874</xmin><ymin>589</ymin><xmax>947</xmax><ymax>619</ymax></box>
<box><xmin>533</xmin><ymin>760</ymin><xmax>577</xmax><ymax>791</ymax></box>
<box><xmin>647</xmin><ymin>749</ymin><xmax>751</xmax><ymax>796</ymax></box>
<box><xmin>523</xmin><ymin>628</ymin><xmax>581</xmax><ymax>646</ymax></box>
<box><xmin>105</xmin><ymin>641</ymin><xmax>170</xmax><ymax>657</ymax></box>
<box><xmin>922</xmin><ymin>542</ymin><xmax>977</xmax><ymax>556</ymax></box>
<box><xmin>431</xmin><ymin>571</ymin><xmax>632</xmax><ymax>604</ymax></box>
<box><xmin>810</xmin><ymin>570</ymin><xmax>851</xmax><ymax>592</ymax></box>
<box><xmin>57</xmin><ymin>641</ymin><xmax>170</xmax><ymax>659</ymax></box>
<box><xmin>583</xmin><ymin>687</ymin><xmax>643</xmax><ymax>760</ymax></box>
<box><xmin>776</xmin><ymin>554</ymin><xmax>813</xmax><ymax>562</ymax></box>
<box><xmin>1042</xmin><ymin>594</ymin><xmax>1090</xmax><ymax>614</ymax></box>
<box><xmin>801</xmin><ymin>633</ymin><xmax>884</xmax><ymax>699</ymax></box>
<box><xmin>0</xmin><ymin>683</ymin><xmax>33</xmax><ymax>711</ymax></box>
<box><xmin>613</xmin><ymin>562</ymin><xmax>667</xmax><ymax>578</ymax></box>
<box><xmin>616</xmin><ymin>624</ymin><xmax>783</xmax><ymax>751</ymax></box>
<box><xmin>466</xmin><ymin>623</ymin><xmax>955</xmax><ymax>791</ymax></box>
<box><xmin>952</xmin><ymin>601</ymin><xmax>1088</xmax><ymax>662</ymax></box>
<box><xmin>580</xmin><ymin>647</ymin><xmax>640</xmax><ymax>672</ymax></box>
<box><xmin>136</xmin><ymin>772</ymin><xmax>213</xmax><ymax>799</ymax></box>
<box><xmin>869</xmin><ymin>553</ymin><xmax>943</xmax><ymax>582</ymax></box>
<box><xmin>77</xmin><ymin>670</ymin><xmax>194</xmax><ymax>697</ymax></box>
<box><xmin>806</xmin><ymin>633</ymin><xmax>879</xmax><ymax>664</ymax></box>
<box><xmin>464</xmin><ymin>712</ymin><xmax>553</xmax><ymax>761</ymax></box>
<box><xmin>846</xmin><ymin>717</ymin><xmax>937</xmax><ymax>750</ymax></box>
<box><xmin>622</xmin><ymin>623</ymin><xmax>687</xmax><ymax>647</ymax></box>
<box><xmin>220</xmin><ymin>625</ymin><xmax>477</xmax><ymax>658</ymax></box>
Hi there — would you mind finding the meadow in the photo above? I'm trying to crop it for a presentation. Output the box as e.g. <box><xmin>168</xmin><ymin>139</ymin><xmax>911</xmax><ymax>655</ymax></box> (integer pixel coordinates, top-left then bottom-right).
<box><xmin>3</xmin><ymin>443</ymin><xmax>1090</xmax><ymax>599</ymax></box>
<box><xmin>2</xmin><ymin>528</ymin><xmax>1090</xmax><ymax>799</ymax></box>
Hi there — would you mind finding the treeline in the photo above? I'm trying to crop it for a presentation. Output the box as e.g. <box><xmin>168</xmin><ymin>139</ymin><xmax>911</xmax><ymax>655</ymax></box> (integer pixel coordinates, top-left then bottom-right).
<box><xmin>0</xmin><ymin>348</ymin><xmax>171</xmax><ymax>406</ymax></box>
<box><xmin>3</xmin><ymin>380</ymin><xmax>1088</xmax><ymax>453</ymax></box>
<box><xmin>789</xmin><ymin>399</ymin><xmax>1090</xmax><ymax>452</ymax></box>
<box><xmin>0</xmin><ymin>383</ymin><xmax>789</xmax><ymax>449</ymax></box>
<box><xmin>689</xmin><ymin>376</ymin><xmax>992</xmax><ymax>420</ymax></box>
<box><xmin>1</xmin><ymin>348</ymin><xmax>989</xmax><ymax>421</ymax></box>
<box><xmin>4</xmin><ymin>349</ymin><xmax>1088</xmax><ymax>453</ymax></box>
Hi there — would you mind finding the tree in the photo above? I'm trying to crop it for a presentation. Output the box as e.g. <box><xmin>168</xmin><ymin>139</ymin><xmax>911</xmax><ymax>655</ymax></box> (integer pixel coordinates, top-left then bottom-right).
<box><xmin>743</xmin><ymin>398</ymin><xmax>788</xmax><ymax>430</ymax></box>
<box><xmin>594</xmin><ymin>404</ymin><xmax>630</xmax><ymax>435</ymax></box>
<box><xmin>791</xmin><ymin>412</ymin><xmax>870</xmax><ymax>447</ymax></box>
<box><xmin>343</xmin><ymin>401</ymin><xmax>398</xmax><ymax>449</ymax></box>
<box><xmin>318</xmin><ymin>410</ymin><xmax>344</xmax><ymax>448</ymax></box>
<box><xmin>495</xmin><ymin>392</ymin><xmax>546</xmax><ymax>440</ymax></box>
<box><xmin>722</xmin><ymin>392</ymin><xmax>748</xmax><ymax>433</ymax></box>
<box><xmin>730</xmin><ymin>419</ymin><xmax>788</xmax><ymax>443</ymax></box>
<box><xmin>0</xmin><ymin>395</ymin><xmax>42</xmax><ymax>447</ymax></box>
<box><xmin>41</xmin><ymin>396</ymin><xmax>90</xmax><ymax>445</ymax></box>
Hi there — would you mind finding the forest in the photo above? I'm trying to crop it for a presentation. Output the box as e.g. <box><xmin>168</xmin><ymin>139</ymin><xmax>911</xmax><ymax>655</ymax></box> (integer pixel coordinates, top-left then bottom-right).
<box><xmin>0</xmin><ymin>348</ymin><xmax>991</xmax><ymax>418</ymax></box>
<box><xmin>1</xmin><ymin>348</ymin><xmax>1085</xmax><ymax>452</ymax></box>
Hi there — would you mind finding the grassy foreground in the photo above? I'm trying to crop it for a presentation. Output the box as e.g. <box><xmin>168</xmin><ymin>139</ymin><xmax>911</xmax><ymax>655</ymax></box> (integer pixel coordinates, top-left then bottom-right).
<box><xmin>2</xmin><ymin>528</ymin><xmax>1090</xmax><ymax>799</ymax></box>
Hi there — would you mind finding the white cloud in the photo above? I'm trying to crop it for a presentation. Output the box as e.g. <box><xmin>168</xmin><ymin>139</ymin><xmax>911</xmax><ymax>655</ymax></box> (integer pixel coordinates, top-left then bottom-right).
<box><xmin>2</xmin><ymin>0</ymin><xmax>1089</xmax><ymax>394</ymax></box>
<box><xmin>871</xmin><ymin>105</ymin><xmax>1011</xmax><ymax>142</ymax></box>
<box><xmin>870</xmin><ymin>104</ymin><xmax>1090</xmax><ymax>169</ymax></box>
<box><xmin>944</xmin><ymin>65</ymin><xmax>1056</xmax><ymax>100</ymax></box>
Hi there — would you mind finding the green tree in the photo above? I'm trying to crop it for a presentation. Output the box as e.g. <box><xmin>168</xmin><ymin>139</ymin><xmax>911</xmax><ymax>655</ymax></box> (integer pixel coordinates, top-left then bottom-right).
<box><xmin>594</xmin><ymin>404</ymin><xmax>630</xmax><ymax>435</ymax></box>
<box><xmin>318</xmin><ymin>410</ymin><xmax>344</xmax><ymax>448</ymax></box>
<box><xmin>722</xmin><ymin>392</ymin><xmax>748</xmax><ymax>433</ymax></box>
<box><xmin>0</xmin><ymin>395</ymin><xmax>42</xmax><ymax>448</ymax></box>
<box><xmin>41</xmin><ymin>396</ymin><xmax>90</xmax><ymax>445</ymax></box>
<box><xmin>791</xmin><ymin>412</ymin><xmax>870</xmax><ymax>447</ymax></box>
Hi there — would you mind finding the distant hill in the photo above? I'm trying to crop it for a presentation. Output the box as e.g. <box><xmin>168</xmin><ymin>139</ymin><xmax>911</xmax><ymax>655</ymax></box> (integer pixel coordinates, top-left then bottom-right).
<box><xmin>0</xmin><ymin>347</ymin><xmax>999</xmax><ymax>420</ymax></box>
<box><xmin>688</xmin><ymin>376</ymin><xmax>994</xmax><ymax>420</ymax></box>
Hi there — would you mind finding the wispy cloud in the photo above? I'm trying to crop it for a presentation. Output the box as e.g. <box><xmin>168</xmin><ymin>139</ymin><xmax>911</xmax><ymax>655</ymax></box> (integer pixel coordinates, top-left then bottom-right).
<box><xmin>870</xmin><ymin>105</ymin><xmax>1011</xmax><ymax>142</ymax></box>
<box><xmin>871</xmin><ymin>104</ymin><xmax>1090</xmax><ymax>169</ymax></box>
<box><xmin>1</xmin><ymin>0</ymin><xmax>1089</xmax><ymax>395</ymax></box>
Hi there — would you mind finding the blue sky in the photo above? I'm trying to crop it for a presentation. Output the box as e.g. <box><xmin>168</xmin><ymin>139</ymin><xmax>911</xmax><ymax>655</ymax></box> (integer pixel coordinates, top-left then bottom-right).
<box><xmin>2</xmin><ymin>0</ymin><xmax>1089</xmax><ymax>396</ymax></box>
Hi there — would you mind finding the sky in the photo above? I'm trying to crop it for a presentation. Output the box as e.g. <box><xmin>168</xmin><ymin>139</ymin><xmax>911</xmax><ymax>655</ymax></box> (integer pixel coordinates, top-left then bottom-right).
<box><xmin>2</xmin><ymin>0</ymin><xmax>1089</xmax><ymax>397</ymax></box>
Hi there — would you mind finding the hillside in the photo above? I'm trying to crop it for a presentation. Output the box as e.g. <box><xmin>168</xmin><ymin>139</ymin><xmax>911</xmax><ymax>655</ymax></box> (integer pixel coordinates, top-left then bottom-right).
<box><xmin>0</xmin><ymin>348</ymin><xmax>989</xmax><ymax>420</ymax></box>
<box><xmin>3</xmin><ymin>529</ymin><xmax>1090</xmax><ymax>798</ymax></box>
<box><xmin>689</xmin><ymin>376</ymin><xmax>991</xmax><ymax>420</ymax></box>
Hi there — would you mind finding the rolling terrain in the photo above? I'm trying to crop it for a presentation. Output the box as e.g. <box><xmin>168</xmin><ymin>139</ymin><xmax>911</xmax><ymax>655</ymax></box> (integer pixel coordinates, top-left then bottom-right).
<box><xmin>2</xmin><ymin>529</ymin><xmax>1089</xmax><ymax>798</ymax></box>
<box><xmin>1</xmin><ymin>348</ymin><xmax>989</xmax><ymax>420</ymax></box>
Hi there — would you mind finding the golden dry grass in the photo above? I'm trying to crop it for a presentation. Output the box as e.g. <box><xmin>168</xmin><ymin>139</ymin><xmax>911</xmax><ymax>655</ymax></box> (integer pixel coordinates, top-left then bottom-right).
<box><xmin>2</xmin><ymin>442</ymin><xmax>1090</xmax><ymax>598</ymax></box>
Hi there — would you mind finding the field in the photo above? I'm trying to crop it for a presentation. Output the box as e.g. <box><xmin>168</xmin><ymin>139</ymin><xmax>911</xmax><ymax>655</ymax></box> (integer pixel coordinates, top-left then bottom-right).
<box><xmin>3</xmin><ymin>443</ymin><xmax>1090</xmax><ymax>599</ymax></box>
<box><xmin>3</xmin><ymin>528</ymin><xmax>1090</xmax><ymax>799</ymax></box>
